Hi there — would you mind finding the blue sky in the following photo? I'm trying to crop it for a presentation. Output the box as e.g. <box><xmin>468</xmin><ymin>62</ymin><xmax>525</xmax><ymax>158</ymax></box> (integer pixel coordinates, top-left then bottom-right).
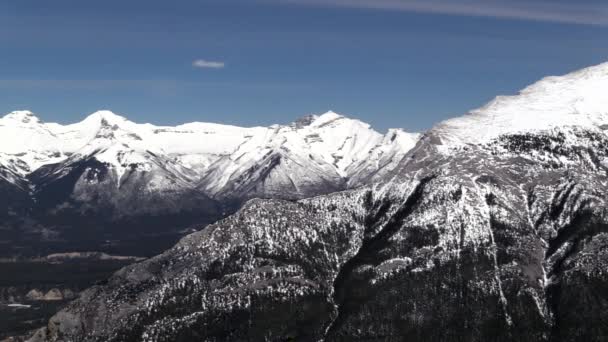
<box><xmin>1</xmin><ymin>0</ymin><xmax>607</xmax><ymax>132</ymax></box>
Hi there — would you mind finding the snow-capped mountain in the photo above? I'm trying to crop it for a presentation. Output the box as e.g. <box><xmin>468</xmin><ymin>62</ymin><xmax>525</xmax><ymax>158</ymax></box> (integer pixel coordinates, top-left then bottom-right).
<box><xmin>30</xmin><ymin>62</ymin><xmax>608</xmax><ymax>342</ymax></box>
<box><xmin>432</xmin><ymin>61</ymin><xmax>608</xmax><ymax>150</ymax></box>
<box><xmin>0</xmin><ymin>110</ymin><xmax>419</xmax><ymax>259</ymax></box>
<box><xmin>197</xmin><ymin>112</ymin><xmax>420</xmax><ymax>201</ymax></box>
<box><xmin>0</xmin><ymin>109</ymin><xmax>418</xmax><ymax>196</ymax></box>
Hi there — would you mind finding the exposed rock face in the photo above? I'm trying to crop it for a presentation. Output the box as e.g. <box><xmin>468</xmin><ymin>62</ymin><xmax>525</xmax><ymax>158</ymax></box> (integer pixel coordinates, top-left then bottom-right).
<box><xmin>0</xmin><ymin>163</ymin><xmax>32</xmax><ymax>220</ymax></box>
<box><xmin>29</xmin><ymin>124</ymin><xmax>608</xmax><ymax>341</ymax></box>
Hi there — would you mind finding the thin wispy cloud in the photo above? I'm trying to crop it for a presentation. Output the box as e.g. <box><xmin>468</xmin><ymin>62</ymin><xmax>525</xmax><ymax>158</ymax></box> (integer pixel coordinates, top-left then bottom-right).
<box><xmin>192</xmin><ymin>59</ymin><xmax>225</xmax><ymax>69</ymax></box>
<box><xmin>0</xmin><ymin>79</ymin><xmax>310</xmax><ymax>91</ymax></box>
<box><xmin>276</xmin><ymin>0</ymin><xmax>608</xmax><ymax>26</ymax></box>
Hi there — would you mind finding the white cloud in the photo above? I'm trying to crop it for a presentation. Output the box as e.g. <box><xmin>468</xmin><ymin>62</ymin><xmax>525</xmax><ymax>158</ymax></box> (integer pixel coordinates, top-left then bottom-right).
<box><xmin>275</xmin><ymin>0</ymin><xmax>608</xmax><ymax>26</ymax></box>
<box><xmin>192</xmin><ymin>59</ymin><xmax>225</xmax><ymax>69</ymax></box>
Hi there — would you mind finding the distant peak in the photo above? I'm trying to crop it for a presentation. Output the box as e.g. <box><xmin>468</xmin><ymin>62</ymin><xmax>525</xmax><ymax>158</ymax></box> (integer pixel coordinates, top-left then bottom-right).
<box><xmin>308</xmin><ymin>111</ymin><xmax>347</xmax><ymax>128</ymax></box>
<box><xmin>86</xmin><ymin>110</ymin><xmax>129</xmax><ymax>124</ymax></box>
<box><xmin>432</xmin><ymin>61</ymin><xmax>608</xmax><ymax>149</ymax></box>
<box><xmin>318</xmin><ymin>110</ymin><xmax>344</xmax><ymax>120</ymax></box>
<box><xmin>2</xmin><ymin>110</ymin><xmax>41</xmax><ymax>124</ymax></box>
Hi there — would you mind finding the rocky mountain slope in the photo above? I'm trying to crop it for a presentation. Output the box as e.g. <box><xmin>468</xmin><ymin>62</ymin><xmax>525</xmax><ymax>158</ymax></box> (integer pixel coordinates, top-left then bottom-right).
<box><xmin>0</xmin><ymin>110</ymin><xmax>418</xmax><ymax>258</ymax></box>
<box><xmin>28</xmin><ymin>61</ymin><xmax>608</xmax><ymax>342</ymax></box>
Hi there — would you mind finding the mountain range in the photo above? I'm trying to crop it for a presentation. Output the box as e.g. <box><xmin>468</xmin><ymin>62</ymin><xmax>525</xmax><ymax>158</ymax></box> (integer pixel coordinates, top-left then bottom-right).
<box><xmin>22</xmin><ymin>61</ymin><xmax>608</xmax><ymax>341</ymax></box>
<box><xmin>0</xmin><ymin>109</ymin><xmax>420</xmax><ymax>196</ymax></box>
<box><xmin>0</xmin><ymin>109</ymin><xmax>419</xmax><ymax>259</ymax></box>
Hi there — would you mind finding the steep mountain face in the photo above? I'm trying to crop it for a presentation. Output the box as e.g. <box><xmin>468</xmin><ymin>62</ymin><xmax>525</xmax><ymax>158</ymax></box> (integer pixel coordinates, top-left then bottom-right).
<box><xmin>29</xmin><ymin>62</ymin><xmax>608</xmax><ymax>342</ymax></box>
<box><xmin>29</xmin><ymin>116</ymin><xmax>216</xmax><ymax>217</ymax></box>
<box><xmin>197</xmin><ymin>112</ymin><xmax>418</xmax><ymax>202</ymax></box>
<box><xmin>0</xmin><ymin>110</ymin><xmax>417</xmax><ymax>257</ymax></box>
<box><xmin>346</xmin><ymin>128</ymin><xmax>420</xmax><ymax>186</ymax></box>
<box><xmin>0</xmin><ymin>156</ymin><xmax>35</xmax><ymax>256</ymax></box>
<box><xmin>0</xmin><ymin>159</ymin><xmax>31</xmax><ymax>219</ymax></box>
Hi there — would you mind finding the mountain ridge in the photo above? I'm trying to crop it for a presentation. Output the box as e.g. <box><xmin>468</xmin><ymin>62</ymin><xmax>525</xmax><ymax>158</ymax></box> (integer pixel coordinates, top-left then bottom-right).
<box><xmin>0</xmin><ymin>110</ymin><xmax>420</xmax><ymax>261</ymax></box>
<box><xmin>0</xmin><ymin>110</ymin><xmax>419</xmax><ymax>187</ymax></box>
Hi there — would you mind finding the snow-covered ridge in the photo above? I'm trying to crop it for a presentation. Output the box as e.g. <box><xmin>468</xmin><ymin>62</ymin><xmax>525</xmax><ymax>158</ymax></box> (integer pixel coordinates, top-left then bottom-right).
<box><xmin>0</xmin><ymin>109</ymin><xmax>419</xmax><ymax>196</ymax></box>
<box><xmin>3</xmin><ymin>61</ymin><xmax>606</xmax><ymax>192</ymax></box>
<box><xmin>432</xmin><ymin>61</ymin><xmax>608</xmax><ymax>150</ymax></box>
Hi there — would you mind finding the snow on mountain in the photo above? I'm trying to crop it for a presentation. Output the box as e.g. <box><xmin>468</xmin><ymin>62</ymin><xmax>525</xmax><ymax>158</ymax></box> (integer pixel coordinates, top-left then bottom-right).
<box><xmin>0</xmin><ymin>109</ymin><xmax>419</xmax><ymax>263</ymax></box>
<box><xmin>0</xmin><ymin>111</ymin><xmax>66</xmax><ymax>173</ymax></box>
<box><xmin>297</xmin><ymin>111</ymin><xmax>383</xmax><ymax>176</ymax></box>
<box><xmin>0</xmin><ymin>109</ymin><xmax>419</xmax><ymax>201</ymax></box>
<box><xmin>51</xmin><ymin>110</ymin><xmax>146</xmax><ymax>151</ymax></box>
<box><xmin>0</xmin><ymin>153</ymin><xmax>28</xmax><ymax>188</ymax></box>
<box><xmin>197</xmin><ymin>111</ymin><xmax>421</xmax><ymax>200</ymax></box>
<box><xmin>432</xmin><ymin>61</ymin><xmax>608</xmax><ymax>151</ymax></box>
<box><xmin>3</xmin><ymin>62</ymin><xmax>606</xmax><ymax>197</ymax></box>
<box><xmin>347</xmin><ymin>128</ymin><xmax>421</xmax><ymax>186</ymax></box>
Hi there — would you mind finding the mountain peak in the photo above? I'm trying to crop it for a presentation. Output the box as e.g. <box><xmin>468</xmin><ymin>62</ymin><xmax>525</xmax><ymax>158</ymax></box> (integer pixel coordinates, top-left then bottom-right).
<box><xmin>317</xmin><ymin>110</ymin><xmax>343</xmax><ymax>121</ymax></box>
<box><xmin>291</xmin><ymin>111</ymin><xmax>345</xmax><ymax>129</ymax></box>
<box><xmin>432</xmin><ymin>61</ymin><xmax>608</xmax><ymax>149</ymax></box>
<box><xmin>308</xmin><ymin>111</ymin><xmax>346</xmax><ymax>128</ymax></box>
<box><xmin>2</xmin><ymin>110</ymin><xmax>41</xmax><ymax>124</ymax></box>
<box><xmin>85</xmin><ymin>110</ymin><xmax>129</xmax><ymax>125</ymax></box>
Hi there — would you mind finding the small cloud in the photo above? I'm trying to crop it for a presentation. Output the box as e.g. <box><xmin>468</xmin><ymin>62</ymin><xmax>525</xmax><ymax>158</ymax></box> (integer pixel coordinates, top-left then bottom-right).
<box><xmin>192</xmin><ymin>59</ymin><xmax>225</xmax><ymax>69</ymax></box>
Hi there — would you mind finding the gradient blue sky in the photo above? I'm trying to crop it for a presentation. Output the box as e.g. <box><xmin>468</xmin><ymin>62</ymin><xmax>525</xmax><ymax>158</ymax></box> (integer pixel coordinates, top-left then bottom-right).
<box><xmin>1</xmin><ymin>0</ymin><xmax>607</xmax><ymax>132</ymax></box>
